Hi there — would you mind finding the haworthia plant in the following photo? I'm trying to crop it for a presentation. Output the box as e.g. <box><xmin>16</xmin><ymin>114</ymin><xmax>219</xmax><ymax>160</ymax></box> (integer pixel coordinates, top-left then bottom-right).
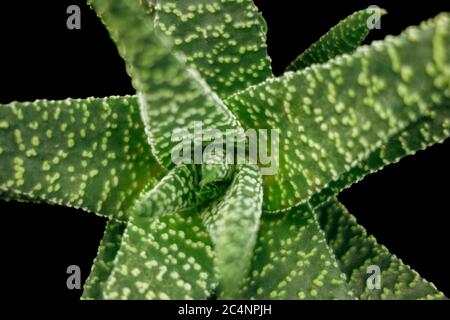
<box><xmin>0</xmin><ymin>0</ymin><xmax>449</xmax><ymax>299</ymax></box>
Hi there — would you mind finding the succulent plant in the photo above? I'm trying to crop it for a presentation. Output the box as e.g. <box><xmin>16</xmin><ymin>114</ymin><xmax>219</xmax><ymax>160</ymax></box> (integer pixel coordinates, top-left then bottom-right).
<box><xmin>0</xmin><ymin>0</ymin><xmax>449</xmax><ymax>300</ymax></box>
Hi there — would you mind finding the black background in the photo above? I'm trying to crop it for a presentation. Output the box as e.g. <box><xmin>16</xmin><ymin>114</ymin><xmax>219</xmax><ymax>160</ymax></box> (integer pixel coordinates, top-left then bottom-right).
<box><xmin>0</xmin><ymin>0</ymin><xmax>449</xmax><ymax>301</ymax></box>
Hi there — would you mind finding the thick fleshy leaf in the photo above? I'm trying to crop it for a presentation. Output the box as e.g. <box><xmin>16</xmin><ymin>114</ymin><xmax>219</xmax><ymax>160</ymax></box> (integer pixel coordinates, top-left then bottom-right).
<box><xmin>197</xmin><ymin>152</ymin><xmax>236</xmax><ymax>202</ymax></box>
<box><xmin>89</xmin><ymin>0</ymin><xmax>242</xmax><ymax>169</ymax></box>
<box><xmin>316</xmin><ymin>200</ymin><xmax>446</xmax><ymax>299</ymax></box>
<box><xmin>155</xmin><ymin>0</ymin><xmax>272</xmax><ymax>98</ymax></box>
<box><xmin>101</xmin><ymin>212</ymin><xmax>217</xmax><ymax>299</ymax></box>
<box><xmin>82</xmin><ymin>219</ymin><xmax>126</xmax><ymax>299</ymax></box>
<box><xmin>239</xmin><ymin>204</ymin><xmax>353</xmax><ymax>299</ymax></box>
<box><xmin>310</xmin><ymin>104</ymin><xmax>450</xmax><ymax>207</ymax></box>
<box><xmin>130</xmin><ymin>164</ymin><xmax>198</xmax><ymax>218</ymax></box>
<box><xmin>225</xmin><ymin>14</ymin><xmax>450</xmax><ymax>212</ymax></box>
<box><xmin>286</xmin><ymin>8</ymin><xmax>386</xmax><ymax>71</ymax></box>
<box><xmin>0</xmin><ymin>96</ymin><xmax>165</xmax><ymax>220</ymax></box>
<box><xmin>200</xmin><ymin>153</ymin><xmax>235</xmax><ymax>187</ymax></box>
<box><xmin>140</xmin><ymin>0</ymin><xmax>156</xmax><ymax>14</ymax></box>
<box><xmin>284</xmin><ymin>9</ymin><xmax>450</xmax><ymax>209</ymax></box>
<box><xmin>201</xmin><ymin>164</ymin><xmax>263</xmax><ymax>298</ymax></box>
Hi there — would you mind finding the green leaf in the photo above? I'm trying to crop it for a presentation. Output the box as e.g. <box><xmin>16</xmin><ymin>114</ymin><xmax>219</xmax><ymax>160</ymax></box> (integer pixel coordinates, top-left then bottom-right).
<box><xmin>155</xmin><ymin>0</ymin><xmax>273</xmax><ymax>98</ymax></box>
<box><xmin>82</xmin><ymin>219</ymin><xmax>126</xmax><ymax>299</ymax></box>
<box><xmin>286</xmin><ymin>8</ymin><xmax>387</xmax><ymax>71</ymax></box>
<box><xmin>201</xmin><ymin>164</ymin><xmax>263</xmax><ymax>298</ymax></box>
<box><xmin>310</xmin><ymin>104</ymin><xmax>450</xmax><ymax>208</ymax></box>
<box><xmin>130</xmin><ymin>164</ymin><xmax>198</xmax><ymax>218</ymax></box>
<box><xmin>199</xmin><ymin>154</ymin><xmax>235</xmax><ymax>187</ymax></box>
<box><xmin>316</xmin><ymin>200</ymin><xmax>446</xmax><ymax>299</ymax></box>
<box><xmin>239</xmin><ymin>203</ymin><xmax>353</xmax><ymax>299</ymax></box>
<box><xmin>88</xmin><ymin>0</ymin><xmax>242</xmax><ymax>169</ymax></box>
<box><xmin>225</xmin><ymin>13</ymin><xmax>450</xmax><ymax>212</ymax></box>
<box><xmin>197</xmin><ymin>152</ymin><xmax>236</xmax><ymax>202</ymax></box>
<box><xmin>139</xmin><ymin>0</ymin><xmax>156</xmax><ymax>14</ymax></box>
<box><xmin>0</xmin><ymin>96</ymin><xmax>165</xmax><ymax>220</ymax></box>
<box><xmin>101</xmin><ymin>212</ymin><xmax>217</xmax><ymax>299</ymax></box>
